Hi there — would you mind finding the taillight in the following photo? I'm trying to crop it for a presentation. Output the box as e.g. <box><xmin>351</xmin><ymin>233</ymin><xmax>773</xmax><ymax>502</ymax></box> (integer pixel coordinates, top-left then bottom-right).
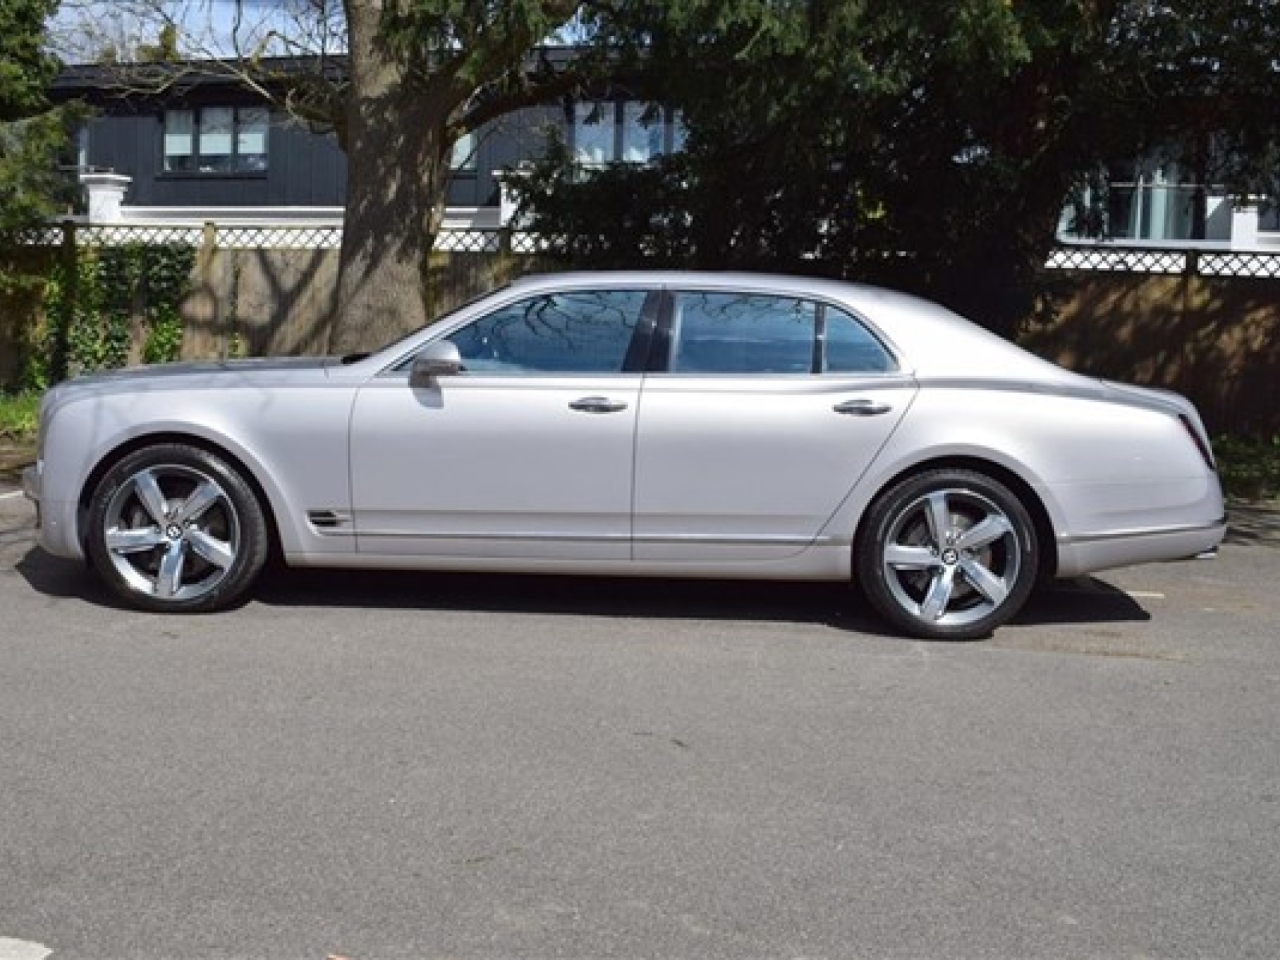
<box><xmin>1179</xmin><ymin>415</ymin><xmax>1216</xmax><ymax>472</ymax></box>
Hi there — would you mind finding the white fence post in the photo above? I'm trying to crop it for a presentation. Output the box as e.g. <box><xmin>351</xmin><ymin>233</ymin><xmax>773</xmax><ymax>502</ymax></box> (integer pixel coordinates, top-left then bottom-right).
<box><xmin>80</xmin><ymin>172</ymin><xmax>132</xmax><ymax>222</ymax></box>
<box><xmin>1230</xmin><ymin>202</ymin><xmax>1260</xmax><ymax>251</ymax></box>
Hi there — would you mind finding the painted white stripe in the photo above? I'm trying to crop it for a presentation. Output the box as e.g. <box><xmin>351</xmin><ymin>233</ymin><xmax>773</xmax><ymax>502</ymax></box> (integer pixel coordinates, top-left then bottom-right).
<box><xmin>0</xmin><ymin>938</ymin><xmax>53</xmax><ymax>960</ymax></box>
<box><xmin>0</xmin><ymin>491</ymin><xmax>25</xmax><ymax>501</ymax></box>
<box><xmin>1126</xmin><ymin>590</ymin><xmax>1166</xmax><ymax>600</ymax></box>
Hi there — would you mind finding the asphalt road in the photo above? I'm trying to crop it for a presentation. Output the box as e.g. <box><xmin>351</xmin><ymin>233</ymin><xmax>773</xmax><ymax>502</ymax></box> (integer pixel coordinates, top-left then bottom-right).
<box><xmin>2</xmin><ymin>487</ymin><xmax>1278</xmax><ymax>960</ymax></box>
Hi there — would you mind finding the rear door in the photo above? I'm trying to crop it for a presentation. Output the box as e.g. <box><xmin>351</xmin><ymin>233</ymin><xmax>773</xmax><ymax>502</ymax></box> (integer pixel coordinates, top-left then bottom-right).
<box><xmin>633</xmin><ymin>289</ymin><xmax>916</xmax><ymax>563</ymax></box>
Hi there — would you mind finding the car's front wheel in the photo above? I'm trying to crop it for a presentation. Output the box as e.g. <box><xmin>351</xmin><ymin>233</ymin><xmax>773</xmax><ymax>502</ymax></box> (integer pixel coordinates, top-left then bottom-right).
<box><xmin>856</xmin><ymin>469</ymin><xmax>1038</xmax><ymax>640</ymax></box>
<box><xmin>86</xmin><ymin>443</ymin><xmax>269</xmax><ymax>612</ymax></box>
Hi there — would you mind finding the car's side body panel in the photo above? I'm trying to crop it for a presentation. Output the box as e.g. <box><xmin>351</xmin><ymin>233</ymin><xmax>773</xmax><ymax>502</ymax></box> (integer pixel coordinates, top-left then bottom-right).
<box><xmin>34</xmin><ymin>365</ymin><xmax>357</xmax><ymax>562</ymax></box>
<box><xmin>632</xmin><ymin>374</ymin><xmax>917</xmax><ymax>562</ymax></box>
<box><xmin>349</xmin><ymin>373</ymin><xmax>641</xmax><ymax>560</ymax></box>
<box><xmin>820</xmin><ymin>381</ymin><xmax>1225</xmax><ymax>579</ymax></box>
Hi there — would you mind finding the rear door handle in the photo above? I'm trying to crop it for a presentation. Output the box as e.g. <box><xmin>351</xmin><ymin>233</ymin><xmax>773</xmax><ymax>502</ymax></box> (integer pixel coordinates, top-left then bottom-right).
<box><xmin>833</xmin><ymin>398</ymin><xmax>892</xmax><ymax>416</ymax></box>
<box><xmin>569</xmin><ymin>396</ymin><xmax>629</xmax><ymax>414</ymax></box>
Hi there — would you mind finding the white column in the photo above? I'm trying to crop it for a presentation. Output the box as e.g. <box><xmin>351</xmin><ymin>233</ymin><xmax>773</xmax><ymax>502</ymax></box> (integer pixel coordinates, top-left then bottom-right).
<box><xmin>494</xmin><ymin>168</ymin><xmax>530</xmax><ymax>228</ymax></box>
<box><xmin>1230</xmin><ymin>202</ymin><xmax>1260</xmax><ymax>251</ymax></box>
<box><xmin>80</xmin><ymin>172</ymin><xmax>132</xmax><ymax>222</ymax></box>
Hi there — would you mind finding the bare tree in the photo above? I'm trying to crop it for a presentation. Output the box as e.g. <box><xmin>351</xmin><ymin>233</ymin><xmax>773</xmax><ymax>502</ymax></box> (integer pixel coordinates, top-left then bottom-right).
<box><xmin>55</xmin><ymin>0</ymin><xmax>602</xmax><ymax>351</ymax></box>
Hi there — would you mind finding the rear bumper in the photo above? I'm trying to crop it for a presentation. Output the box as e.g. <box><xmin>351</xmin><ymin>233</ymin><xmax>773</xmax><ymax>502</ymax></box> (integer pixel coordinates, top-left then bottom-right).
<box><xmin>1055</xmin><ymin>517</ymin><xmax>1227</xmax><ymax>578</ymax></box>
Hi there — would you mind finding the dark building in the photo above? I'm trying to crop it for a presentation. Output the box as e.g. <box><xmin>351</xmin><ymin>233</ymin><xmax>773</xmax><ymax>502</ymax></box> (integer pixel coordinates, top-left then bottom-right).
<box><xmin>53</xmin><ymin>58</ymin><xmax>684</xmax><ymax>219</ymax></box>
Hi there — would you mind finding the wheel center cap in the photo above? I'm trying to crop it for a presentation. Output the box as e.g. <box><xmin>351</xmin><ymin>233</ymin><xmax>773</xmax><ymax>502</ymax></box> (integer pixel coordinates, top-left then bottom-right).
<box><xmin>941</xmin><ymin>547</ymin><xmax>959</xmax><ymax>566</ymax></box>
<box><xmin>165</xmin><ymin>524</ymin><xmax>184</xmax><ymax>541</ymax></box>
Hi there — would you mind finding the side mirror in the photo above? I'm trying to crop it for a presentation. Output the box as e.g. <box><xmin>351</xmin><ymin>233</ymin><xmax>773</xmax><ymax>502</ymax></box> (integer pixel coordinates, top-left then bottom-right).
<box><xmin>409</xmin><ymin>340</ymin><xmax>463</xmax><ymax>388</ymax></box>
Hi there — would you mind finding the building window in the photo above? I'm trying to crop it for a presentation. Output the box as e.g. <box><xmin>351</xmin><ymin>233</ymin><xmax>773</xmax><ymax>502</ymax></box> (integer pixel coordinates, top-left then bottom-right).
<box><xmin>163</xmin><ymin>106</ymin><xmax>269</xmax><ymax>174</ymax></box>
<box><xmin>572</xmin><ymin>102</ymin><xmax>683</xmax><ymax>166</ymax></box>
<box><xmin>450</xmin><ymin>130</ymin><xmax>478</xmax><ymax>172</ymax></box>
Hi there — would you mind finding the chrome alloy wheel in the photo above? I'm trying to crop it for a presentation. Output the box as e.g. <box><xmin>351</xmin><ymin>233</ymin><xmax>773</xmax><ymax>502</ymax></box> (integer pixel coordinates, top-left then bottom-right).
<box><xmin>101</xmin><ymin>463</ymin><xmax>241</xmax><ymax>602</ymax></box>
<box><xmin>879</xmin><ymin>487</ymin><xmax>1023</xmax><ymax>629</ymax></box>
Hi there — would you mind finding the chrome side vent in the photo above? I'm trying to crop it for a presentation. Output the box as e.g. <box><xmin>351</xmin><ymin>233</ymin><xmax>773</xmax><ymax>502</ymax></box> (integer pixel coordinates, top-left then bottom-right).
<box><xmin>307</xmin><ymin>509</ymin><xmax>353</xmax><ymax>531</ymax></box>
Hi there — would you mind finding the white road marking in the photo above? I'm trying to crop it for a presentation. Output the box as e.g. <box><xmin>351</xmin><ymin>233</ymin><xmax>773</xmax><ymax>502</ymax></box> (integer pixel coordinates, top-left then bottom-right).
<box><xmin>0</xmin><ymin>490</ymin><xmax>25</xmax><ymax>500</ymax></box>
<box><xmin>1126</xmin><ymin>590</ymin><xmax>1166</xmax><ymax>600</ymax></box>
<box><xmin>0</xmin><ymin>938</ymin><xmax>53</xmax><ymax>960</ymax></box>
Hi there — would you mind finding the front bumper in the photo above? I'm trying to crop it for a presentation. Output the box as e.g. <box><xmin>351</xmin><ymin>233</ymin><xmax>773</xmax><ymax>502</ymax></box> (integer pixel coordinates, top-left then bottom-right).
<box><xmin>21</xmin><ymin>462</ymin><xmax>40</xmax><ymax>503</ymax></box>
<box><xmin>21</xmin><ymin>463</ymin><xmax>41</xmax><ymax>526</ymax></box>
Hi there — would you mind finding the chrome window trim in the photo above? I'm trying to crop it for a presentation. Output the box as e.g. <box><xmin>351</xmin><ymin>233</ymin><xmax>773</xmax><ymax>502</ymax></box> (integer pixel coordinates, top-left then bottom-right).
<box><xmin>655</xmin><ymin>288</ymin><xmax>903</xmax><ymax>376</ymax></box>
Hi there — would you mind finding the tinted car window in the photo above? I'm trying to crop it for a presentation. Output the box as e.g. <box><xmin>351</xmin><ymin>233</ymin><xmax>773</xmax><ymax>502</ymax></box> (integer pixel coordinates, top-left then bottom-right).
<box><xmin>671</xmin><ymin>293</ymin><xmax>817</xmax><ymax>374</ymax></box>
<box><xmin>669</xmin><ymin>293</ymin><xmax>894</xmax><ymax>375</ymax></box>
<box><xmin>448</xmin><ymin>290</ymin><xmax>648</xmax><ymax>374</ymax></box>
<box><xmin>824</xmin><ymin>306</ymin><xmax>895</xmax><ymax>373</ymax></box>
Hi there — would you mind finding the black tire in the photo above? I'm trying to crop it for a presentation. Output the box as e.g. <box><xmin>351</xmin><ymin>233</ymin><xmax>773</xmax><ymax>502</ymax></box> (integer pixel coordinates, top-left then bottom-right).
<box><xmin>856</xmin><ymin>468</ymin><xmax>1038</xmax><ymax>640</ymax></box>
<box><xmin>85</xmin><ymin>443</ymin><xmax>269</xmax><ymax>612</ymax></box>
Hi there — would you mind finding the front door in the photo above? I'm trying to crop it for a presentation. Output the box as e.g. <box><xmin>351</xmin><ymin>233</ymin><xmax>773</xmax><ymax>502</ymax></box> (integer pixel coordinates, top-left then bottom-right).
<box><xmin>350</xmin><ymin>288</ymin><xmax>657</xmax><ymax>561</ymax></box>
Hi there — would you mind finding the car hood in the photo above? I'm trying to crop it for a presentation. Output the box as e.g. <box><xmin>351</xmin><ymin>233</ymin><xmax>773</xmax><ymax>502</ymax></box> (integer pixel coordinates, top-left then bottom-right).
<box><xmin>62</xmin><ymin>357</ymin><xmax>333</xmax><ymax>387</ymax></box>
<box><xmin>41</xmin><ymin>358</ymin><xmax>337</xmax><ymax>415</ymax></box>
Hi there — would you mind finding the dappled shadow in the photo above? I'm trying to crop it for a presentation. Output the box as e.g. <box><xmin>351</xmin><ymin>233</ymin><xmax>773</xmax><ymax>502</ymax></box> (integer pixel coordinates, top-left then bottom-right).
<box><xmin>240</xmin><ymin>248</ymin><xmax>339</xmax><ymax>357</ymax></box>
<box><xmin>181</xmin><ymin>246</ymin><xmax>340</xmax><ymax>359</ymax></box>
<box><xmin>1021</xmin><ymin>271</ymin><xmax>1280</xmax><ymax>437</ymax></box>
<box><xmin>1225</xmin><ymin>499</ymin><xmax>1280</xmax><ymax>546</ymax></box>
<box><xmin>423</xmin><ymin>250</ymin><xmax>549</xmax><ymax>322</ymax></box>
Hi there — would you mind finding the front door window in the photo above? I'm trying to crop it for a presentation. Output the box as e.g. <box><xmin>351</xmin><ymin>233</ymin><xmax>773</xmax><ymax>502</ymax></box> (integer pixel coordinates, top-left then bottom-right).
<box><xmin>448</xmin><ymin>290</ymin><xmax>650</xmax><ymax>375</ymax></box>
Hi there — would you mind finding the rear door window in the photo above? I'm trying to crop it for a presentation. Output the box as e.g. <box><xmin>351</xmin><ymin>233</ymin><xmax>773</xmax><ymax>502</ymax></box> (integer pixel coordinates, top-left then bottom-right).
<box><xmin>668</xmin><ymin>292</ymin><xmax>894</xmax><ymax>374</ymax></box>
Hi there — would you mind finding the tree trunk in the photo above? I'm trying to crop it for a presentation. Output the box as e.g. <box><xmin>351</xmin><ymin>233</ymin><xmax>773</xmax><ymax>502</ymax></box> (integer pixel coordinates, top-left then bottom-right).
<box><xmin>328</xmin><ymin>1</ymin><xmax>452</xmax><ymax>355</ymax></box>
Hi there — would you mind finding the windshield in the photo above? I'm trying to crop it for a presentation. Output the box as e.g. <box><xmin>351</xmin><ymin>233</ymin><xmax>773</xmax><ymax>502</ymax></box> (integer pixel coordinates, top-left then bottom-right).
<box><xmin>341</xmin><ymin>283</ymin><xmax>513</xmax><ymax>362</ymax></box>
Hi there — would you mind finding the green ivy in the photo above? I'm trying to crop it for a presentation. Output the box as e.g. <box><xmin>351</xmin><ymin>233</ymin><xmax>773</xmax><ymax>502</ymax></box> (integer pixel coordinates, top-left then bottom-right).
<box><xmin>1214</xmin><ymin>435</ymin><xmax>1280</xmax><ymax>501</ymax></box>
<box><xmin>35</xmin><ymin>241</ymin><xmax>194</xmax><ymax>382</ymax></box>
<box><xmin>141</xmin><ymin>244</ymin><xmax>193</xmax><ymax>364</ymax></box>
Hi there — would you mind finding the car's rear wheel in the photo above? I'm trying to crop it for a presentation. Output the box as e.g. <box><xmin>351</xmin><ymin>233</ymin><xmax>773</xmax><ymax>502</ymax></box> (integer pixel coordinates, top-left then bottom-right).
<box><xmin>856</xmin><ymin>469</ymin><xmax>1038</xmax><ymax>640</ymax></box>
<box><xmin>86</xmin><ymin>444</ymin><xmax>269</xmax><ymax>612</ymax></box>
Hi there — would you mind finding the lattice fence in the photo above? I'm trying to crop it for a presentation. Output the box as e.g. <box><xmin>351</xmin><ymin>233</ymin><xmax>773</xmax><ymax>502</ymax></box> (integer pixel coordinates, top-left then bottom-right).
<box><xmin>21</xmin><ymin>221</ymin><xmax>534</xmax><ymax>253</ymax></box>
<box><xmin>1197</xmin><ymin>251</ymin><xmax>1280</xmax><ymax>278</ymax></box>
<box><xmin>207</xmin><ymin>225</ymin><xmax>343</xmax><ymax>250</ymax></box>
<box><xmin>20</xmin><ymin>223</ymin><xmax>1280</xmax><ymax>277</ymax></box>
<box><xmin>1045</xmin><ymin>246</ymin><xmax>1189</xmax><ymax>274</ymax></box>
<box><xmin>75</xmin><ymin>224</ymin><xmax>207</xmax><ymax>247</ymax></box>
<box><xmin>1046</xmin><ymin>244</ymin><xmax>1280</xmax><ymax>277</ymax></box>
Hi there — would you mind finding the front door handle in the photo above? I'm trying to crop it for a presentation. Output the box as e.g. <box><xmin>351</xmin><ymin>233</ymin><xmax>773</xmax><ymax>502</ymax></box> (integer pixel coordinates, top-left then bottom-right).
<box><xmin>569</xmin><ymin>396</ymin><xmax>629</xmax><ymax>414</ymax></box>
<box><xmin>833</xmin><ymin>398</ymin><xmax>892</xmax><ymax>416</ymax></box>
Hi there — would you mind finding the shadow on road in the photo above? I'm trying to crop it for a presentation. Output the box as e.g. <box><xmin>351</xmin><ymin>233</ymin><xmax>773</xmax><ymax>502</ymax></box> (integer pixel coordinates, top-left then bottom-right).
<box><xmin>16</xmin><ymin>546</ymin><xmax>1151</xmax><ymax>634</ymax></box>
<box><xmin>1014</xmin><ymin>578</ymin><xmax>1150</xmax><ymax>626</ymax></box>
<box><xmin>251</xmin><ymin>564</ymin><xmax>891</xmax><ymax>633</ymax></box>
<box><xmin>14</xmin><ymin>547</ymin><xmax>120</xmax><ymax>607</ymax></box>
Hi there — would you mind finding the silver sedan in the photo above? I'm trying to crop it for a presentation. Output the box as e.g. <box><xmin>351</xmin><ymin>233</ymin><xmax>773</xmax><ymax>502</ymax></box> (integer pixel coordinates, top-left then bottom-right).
<box><xmin>23</xmin><ymin>272</ymin><xmax>1225</xmax><ymax>639</ymax></box>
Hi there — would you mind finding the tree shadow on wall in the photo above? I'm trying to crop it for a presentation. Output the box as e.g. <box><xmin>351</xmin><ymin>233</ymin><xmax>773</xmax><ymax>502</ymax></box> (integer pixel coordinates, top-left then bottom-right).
<box><xmin>1020</xmin><ymin>271</ymin><xmax>1280</xmax><ymax>437</ymax></box>
<box><xmin>181</xmin><ymin>245</ymin><xmax>339</xmax><ymax>358</ymax></box>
